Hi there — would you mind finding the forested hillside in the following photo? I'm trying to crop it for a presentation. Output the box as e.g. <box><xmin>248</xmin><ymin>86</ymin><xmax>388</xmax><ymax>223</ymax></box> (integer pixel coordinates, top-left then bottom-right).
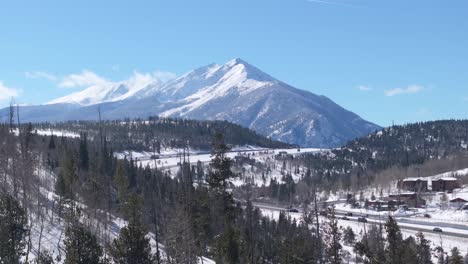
<box><xmin>3</xmin><ymin>116</ymin><xmax>468</xmax><ymax>263</ymax></box>
<box><xmin>297</xmin><ymin>120</ymin><xmax>468</xmax><ymax>190</ymax></box>
<box><xmin>230</xmin><ymin>120</ymin><xmax>468</xmax><ymax>205</ymax></box>
<box><xmin>33</xmin><ymin>117</ymin><xmax>292</xmax><ymax>151</ymax></box>
<box><xmin>0</xmin><ymin>121</ymin><xmax>319</xmax><ymax>263</ymax></box>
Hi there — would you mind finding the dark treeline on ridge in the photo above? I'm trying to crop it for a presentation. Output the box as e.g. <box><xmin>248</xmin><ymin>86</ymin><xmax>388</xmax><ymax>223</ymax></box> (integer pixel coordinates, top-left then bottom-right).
<box><xmin>32</xmin><ymin>116</ymin><xmax>293</xmax><ymax>151</ymax></box>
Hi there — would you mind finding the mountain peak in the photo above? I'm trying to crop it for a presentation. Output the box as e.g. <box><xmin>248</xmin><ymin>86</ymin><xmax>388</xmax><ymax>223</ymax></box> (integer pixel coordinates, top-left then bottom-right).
<box><xmin>7</xmin><ymin>58</ymin><xmax>380</xmax><ymax>147</ymax></box>
<box><xmin>226</xmin><ymin>58</ymin><xmax>249</xmax><ymax>67</ymax></box>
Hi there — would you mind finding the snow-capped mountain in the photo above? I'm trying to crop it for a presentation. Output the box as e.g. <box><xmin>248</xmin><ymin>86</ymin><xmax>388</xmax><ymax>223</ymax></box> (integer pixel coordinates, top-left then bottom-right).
<box><xmin>48</xmin><ymin>71</ymin><xmax>166</xmax><ymax>106</ymax></box>
<box><xmin>1</xmin><ymin>58</ymin><xmax>380</xmax><ymax>147</ymax></box>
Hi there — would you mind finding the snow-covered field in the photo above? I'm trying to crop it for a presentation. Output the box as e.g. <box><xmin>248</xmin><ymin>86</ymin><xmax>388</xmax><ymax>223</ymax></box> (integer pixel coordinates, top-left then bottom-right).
<box><xmin>115</xmin><ymin>147</ymin><xmax>327</xmax><ymax>187</ymax></box>
<box><xmin>13</xmin><ymin>128</ymin><xmax>81</xmax><ymax>138</ymax></box>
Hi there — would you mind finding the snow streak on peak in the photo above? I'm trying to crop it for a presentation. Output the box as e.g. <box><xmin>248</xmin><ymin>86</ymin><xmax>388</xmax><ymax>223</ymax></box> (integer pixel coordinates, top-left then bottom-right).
<box><xmin>156</xmin><ymin>59</ymin><xmax>277</xmax><ymax>117</ymax></box>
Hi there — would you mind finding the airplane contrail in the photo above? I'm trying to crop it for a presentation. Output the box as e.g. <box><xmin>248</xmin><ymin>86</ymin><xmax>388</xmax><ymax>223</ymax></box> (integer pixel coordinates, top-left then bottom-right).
<box><xmin>307</xmin><ymin>0</ymin><xmax>354</xmax><ymax>7</ymax></box>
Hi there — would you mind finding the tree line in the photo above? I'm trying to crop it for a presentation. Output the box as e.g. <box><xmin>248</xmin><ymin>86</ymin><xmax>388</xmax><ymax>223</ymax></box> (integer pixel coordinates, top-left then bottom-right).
<box><xmin>33</xmin><ymin>116</ymin><xmax>292</xmax><ymax>152</ymax></box>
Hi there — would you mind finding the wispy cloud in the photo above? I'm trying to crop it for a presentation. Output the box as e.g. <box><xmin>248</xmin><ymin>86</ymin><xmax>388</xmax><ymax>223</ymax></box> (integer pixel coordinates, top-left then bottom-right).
<box><xmin>124</xmin><ymin>70</ymin><xmax>175</xmax><ymax>90</ymax></box>
<box><xmin>384</xmin><ymin>85</ymin><xmax>423</xmax><ymax>97</ymax></box>
<box><xmin>0</xmin><ymin>81</ymin><xmax>20</xmax><ymax>101</ymax></box>
<box><xmin>152</xmin><ymin>71</ymin><xmax>177</xmax><ymax>83</ymax></box>
<box><xmin>57</xmin><ymin>69</ymin><xmax>177</xmax><ymax>89</ymax></box>
<box><xmin>59</xmin><ymin>70</ymin><xmax>111</xmax><ymax>88</ymax></box>
<box><xmin>357</xmin><ymin>85</ymin><xmax>372</xmax><ymax>91</ymax></box>
<box><xmin>25</xmin><ymin>71</ymin><xmax>57</xmax><ymax>81</ymax></box>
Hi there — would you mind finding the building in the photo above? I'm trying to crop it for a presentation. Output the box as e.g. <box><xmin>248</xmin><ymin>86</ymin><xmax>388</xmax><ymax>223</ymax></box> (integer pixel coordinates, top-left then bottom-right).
<box><xmin>432</xmin><ymin>178</ymin><xmax>461</xmax><ymax>192</ymax></box>
<box><xmin>449</xmin><ymin>198</ymin><xmax>468</xmax><ymax>208</ymax></box>
<box><xmin>389</xmin><ymin>192</ymin><xmax>426</xmax><ymax>208</ymax></box>
<box><xmin>398</xmin><ymin>178</ymin><xmax>428</xmax><ymax>192</ymax></box>
<box><xmin>366</xmin><ymin>200</ymin><xmax>389</xmax><ymax>211</ymax></box>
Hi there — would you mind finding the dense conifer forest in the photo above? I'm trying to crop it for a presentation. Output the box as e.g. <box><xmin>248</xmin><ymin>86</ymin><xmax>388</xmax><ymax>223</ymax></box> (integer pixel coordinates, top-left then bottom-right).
<box><xmin>2</xmin><ymin>117</ymin><xmax>468</xmax><ymax>263</ymax></box>
<box><xmin>33</xmin><ymin>117</ymin><xmax>293</xmax><ymax>151</ymax></box>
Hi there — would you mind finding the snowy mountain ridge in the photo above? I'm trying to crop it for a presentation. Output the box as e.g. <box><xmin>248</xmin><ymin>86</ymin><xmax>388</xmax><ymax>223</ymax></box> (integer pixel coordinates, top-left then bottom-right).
<box><xmin>48</xmin><ymin>71</ymin><xmax>167</xmax><ymax>106</ymax></box>
<box><xmin>3</xmin><ymin>58</ymin><xmax>380</xmax><ymax>147</ymax></box>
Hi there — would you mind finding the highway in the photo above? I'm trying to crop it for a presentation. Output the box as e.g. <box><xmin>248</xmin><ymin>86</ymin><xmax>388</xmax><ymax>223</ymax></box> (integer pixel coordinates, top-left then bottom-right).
<box><xmin>251</xmin><ymin>202</ymin><xmax>468</xmax><ymax>239</ymax></box>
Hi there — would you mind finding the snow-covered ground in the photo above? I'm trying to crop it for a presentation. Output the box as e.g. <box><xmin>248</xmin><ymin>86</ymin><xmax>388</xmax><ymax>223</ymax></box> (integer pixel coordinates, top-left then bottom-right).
<box><xmin>116</xmin><ymin>146</ymin><xmax>325</xmax><ymax>164</ymax></box>
<box><xmin>13</xmin><ymin>128</ymin><xmax>80</xmax><ymax>138</ymax></box>
<box><xmin>115</xmin><ymin>147</ymin><xmax>326</xmax><ymax>187</ymax></box>
<box><xmin>19</xmin><ymin>166</ymin><xmax>215</xmax><ymax>264</ymax></box>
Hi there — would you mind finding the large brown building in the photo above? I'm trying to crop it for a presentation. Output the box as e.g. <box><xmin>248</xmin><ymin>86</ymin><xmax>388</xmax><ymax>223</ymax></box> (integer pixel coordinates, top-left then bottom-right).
<box><xmin>389</xmin><ymin>192</ymin><xmax>426</xmax><ymax>208</ymax></box>
<box><xmin>398</xmin><ymin>177</ymin><xmax>462</xmax><ymax>192</ymax></box>
<box><xmin>431</xmin><ymin>178</ymin><xmax>461</xmax><ymax>192</ymax></box>
<box><xmin>397</xmin><ymin>178</ymin><xmax>428</xmax><ymax>192</ymax></box>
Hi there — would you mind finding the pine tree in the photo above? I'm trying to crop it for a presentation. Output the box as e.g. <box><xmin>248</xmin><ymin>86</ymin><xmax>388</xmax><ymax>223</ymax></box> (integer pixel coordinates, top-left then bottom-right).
<box><xmin>207</xmin><ymin>133</ymin><xmax>233</xmax><ymax>194</ymax></box>
<box><xmin>208</xmin><ymin>133</ymin><xmax>240</xmax><ymax>263</ymax></box>
<box><xmin>64</xmin><ymin>223</ymin><xmax>103</xmax><ymax>264</ymax></box>
<box><xmin>55</xmin><ymin>151</ymin><xmax>77</xmax><ymax>200</ymax></box>
<box><xmin>385</xmin><ymin>216</ymin><xmax>403</xmax><ymax>264</ymax></box>
<box><xmin>114</xmin><ymin>160</ymin><xmax>129</xmax><ymax>211</ymax></box>
<box><xmin>48</xmin><ymin>135</ymin><xmax>56</xmax><ymax>150</ymax></box>
<box><xmin>343</xmin><ymin>226</ymin><xmax>356</xmax><ymax>245</ymax></box>
<box><xmin>323</xmin><ymin>207</ymin><xmax>342</xmax><ymax>264</ymax></box>
<box><xmin>0</xmin><ymin>193</ymin><xmax>27</xmax><ymax>264</ymax></box>
<box><xmin>401</xmin><ymin>236</ymin><xmax>418</xmax><ymax>264</ymax></box>
<box><xmin>110</xmin><ymin>218</ymin><xmax>153</xmax><ymax>264</ymax></box>
<box><xmin>450</xmin><ymin>247</ymin><xmax>464</xmax><ymax>264</ymax></box>
<box><xmin>110</xmin><ymin>194</ymin><xmax>153</xmax><ymax>264</ymax></box>
<box><xmin>355</xmin><ymin>224</ymin><xmax>387</xmax><ymax>264</ymax></box>
<box><xmin>216</xmin><ymin>224</ymin><xmax>240</xmax><ymax>264</ymax></box>
<box><xmin>415</xmin><ymin>232</ymin><xmax>433</xmax><ymax>264</ymax></box>
<box><xmin>79</xmin><ymin>132</ymin><xmax>89</xmax><ymax>170</ymax></box>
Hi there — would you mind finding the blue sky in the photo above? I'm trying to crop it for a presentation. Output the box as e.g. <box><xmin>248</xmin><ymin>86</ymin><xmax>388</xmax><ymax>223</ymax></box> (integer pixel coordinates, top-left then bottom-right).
<box><xmin>0</xmin><ymin>0</ymin><xmax>467</xmax><ymax>127</ymax></box>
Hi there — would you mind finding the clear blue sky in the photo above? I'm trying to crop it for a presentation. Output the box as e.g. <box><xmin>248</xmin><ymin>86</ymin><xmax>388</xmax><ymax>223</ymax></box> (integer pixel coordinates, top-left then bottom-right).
<box><xmin>0</xmin><ymin>0</ymin><xmax>467</xmax><ymax>127</ymax></box>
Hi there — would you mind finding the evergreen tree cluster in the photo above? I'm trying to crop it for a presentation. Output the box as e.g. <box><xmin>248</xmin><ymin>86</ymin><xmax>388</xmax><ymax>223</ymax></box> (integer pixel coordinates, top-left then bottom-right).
<box><xmin>353</xmin><ymin>216</ymin><xmax>467</xmax><ymax>264</ymax></box>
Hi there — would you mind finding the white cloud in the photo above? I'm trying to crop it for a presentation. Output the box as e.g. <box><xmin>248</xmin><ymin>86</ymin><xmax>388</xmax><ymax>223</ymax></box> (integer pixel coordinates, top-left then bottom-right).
<box><xmin>59</xmin><ymin>70</ymin><xmax>111</xmax><ymax>88</ymax></box>
<box><xmin>117</xmin><ymin>70</ymin><xmax>177</xmax><ymax>93</ymax></box>
<box><xmin>124</xmin><ymin>71</ymin><xmax>164</xmax><ymax>91</ymax></box>
<box><xmin>25</xmin><ymin>71</ymin><xmax>57</xmax><ymax>81</ymax></box>
<box><xmin>384</xmin><ymin>85</ymin><xmax>423</xmax><ymax>97</ymax></box>
<box><xmin>357</xmin><ymin>85</ymin><xmax>372</xmax><ymax>91</ymax></box>
<box><xmin>0</xmin><ymin>81</ymin><xmax>20</xmax><ymax>100</ymax></box>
